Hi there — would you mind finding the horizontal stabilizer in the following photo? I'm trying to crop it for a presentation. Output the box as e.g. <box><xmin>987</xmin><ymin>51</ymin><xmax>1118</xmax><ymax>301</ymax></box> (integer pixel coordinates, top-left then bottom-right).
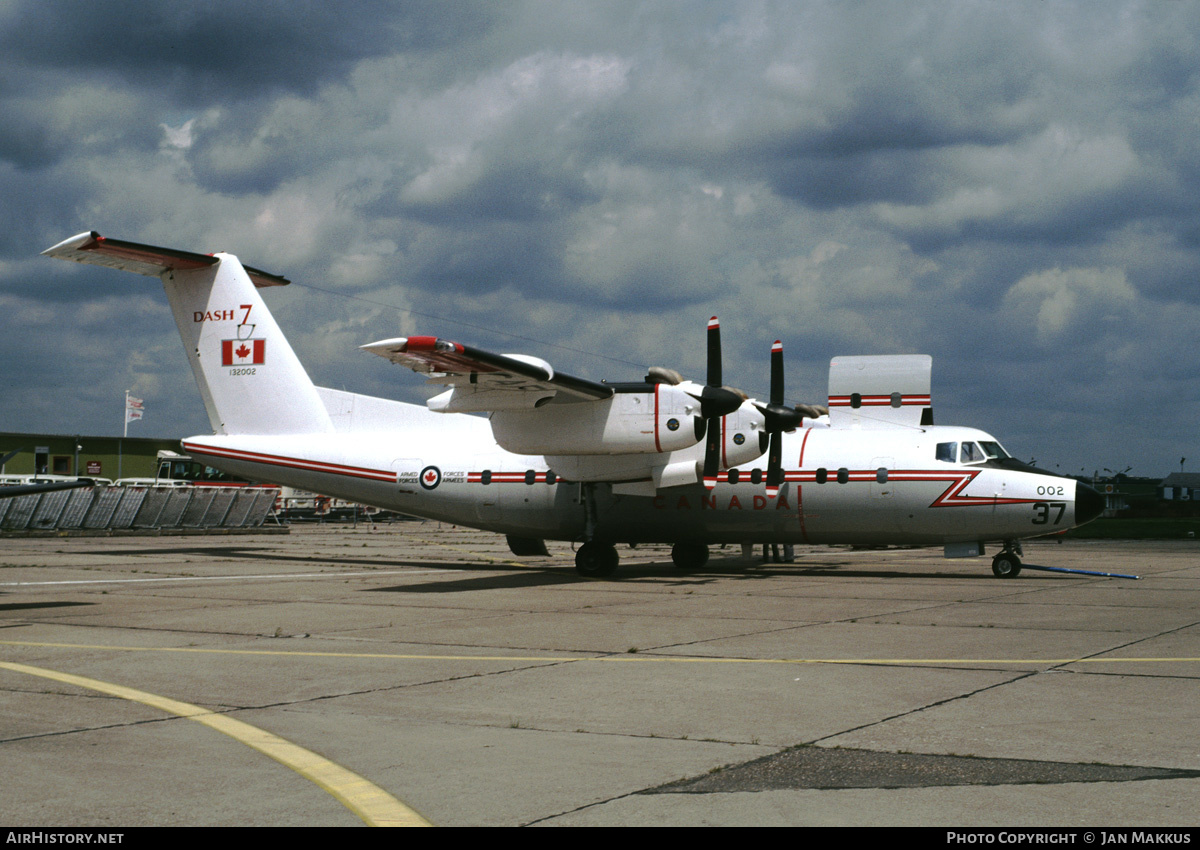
<box><xmin>828</xmin><ymin>355</ymin><xmax>932</xmax><ymax>429</ymax></box>
<box><xmin>42</xmin><ymin>231</ymin><xmax>289</xmax><ymax>288</ymax></box>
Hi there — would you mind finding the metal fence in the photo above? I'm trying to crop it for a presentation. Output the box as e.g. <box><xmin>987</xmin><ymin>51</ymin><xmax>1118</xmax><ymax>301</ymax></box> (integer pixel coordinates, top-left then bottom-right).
<box><xmin>0</xmin><ymin>485</ymin><xmax>280</xmax><ymax>532</ymax></box>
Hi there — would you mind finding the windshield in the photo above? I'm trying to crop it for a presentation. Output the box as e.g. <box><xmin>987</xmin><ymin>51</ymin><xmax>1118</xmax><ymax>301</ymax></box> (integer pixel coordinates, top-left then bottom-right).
<box><xmin>978</xmin><ymin>441</ymin><xmax>1010</xmax><ymax>460</ymax></box>
<box><xmin>960</xmin><ymin>440</ymin><xmax>1011</xmax><ymax>464</ymax></box>
<box><xmin>937</xmin><ymin>439</ymin><xmax>1012</xmax><ymax>464</ymax></box>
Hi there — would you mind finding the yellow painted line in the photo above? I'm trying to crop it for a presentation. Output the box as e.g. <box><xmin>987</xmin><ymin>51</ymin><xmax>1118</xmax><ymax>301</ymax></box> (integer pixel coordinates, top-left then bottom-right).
<box><xmin>3</xmin><ymin>639</ymin><xmax>1198</xmax><ymax>666</ymax></box>
<box><xmin>0</xmin><ymin>660</ymin><xmax>431</xmax><ymax>827</ymax></box>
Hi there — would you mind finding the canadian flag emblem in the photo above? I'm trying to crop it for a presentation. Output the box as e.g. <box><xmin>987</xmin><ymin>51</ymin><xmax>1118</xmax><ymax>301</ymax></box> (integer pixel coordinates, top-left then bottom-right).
<box><xmin>222</xmin><ymin>339</ymin><xmax>266</xmax><ymax>366</ymax></box>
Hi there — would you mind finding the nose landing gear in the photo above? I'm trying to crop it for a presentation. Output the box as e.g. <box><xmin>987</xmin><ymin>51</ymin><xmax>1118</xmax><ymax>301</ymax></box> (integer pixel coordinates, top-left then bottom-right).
<box><xmin>991</xmin><ymin>541</ymin><xmax>1023</xmax><ymax>578</ymax></box>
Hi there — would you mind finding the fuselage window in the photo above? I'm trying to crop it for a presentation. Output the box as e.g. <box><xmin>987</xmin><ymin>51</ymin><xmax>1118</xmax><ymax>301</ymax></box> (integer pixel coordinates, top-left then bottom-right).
<box><xmin>836</xmin><ymin>467</ymin><xmax>849</xmax><ymax>484</ymax></box>
<box><xmin>936</xmin><ymin>442</ymin><xmax>957</xmax><ymax>463</ymax></box>
<box><xmin>546</xmin><ymin>470</ymin><xmax>557</xmax><ymax>485</ymax></box>
<box><xmin>816</xmin><ymin>467</ymin><xmax>828</xmax><ymax>483</ymax></box>
<box><xmin>727</xmin><ymin>469</ymin><xmax>740</xmax><ymax>484</ymax></box>
<box><xmin>525</xmin><ymin>470</ymin><xmax>536</xmax><ymax>485</ymax></box>
<box><xmin>890</xmin><ymin>392</ymin><xmax>902</xmax><ymax>408</ymax></box>
<box><xmin>876</xmin><ymin>467</ymin><xmax>888</xmax><ymax>483</ymax></box>
<box><xmin>481</xmin><ymin>470</ymin><xmax>492</xmax><ymax>485</ymax></box>
<box><xmin>750</xmin><ymin>468</ymin><xmax>763</xmax><ymax>484</ymax></box>
<box><xmin>849</xmin><ymin>393</ymin><xmax>862</xmax><ymax>409</ymax></box>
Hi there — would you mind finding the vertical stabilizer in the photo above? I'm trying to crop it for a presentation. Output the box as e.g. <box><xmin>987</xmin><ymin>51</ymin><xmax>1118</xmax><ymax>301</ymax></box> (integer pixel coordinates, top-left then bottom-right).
<box><xmin>163</xmin><ymin>255</ymin><xmax>333</xmax><ymax>435</ymax></box>
<box><xmin>43</xmin><ymin>232</ymin><xmax>333</xmax><ymax>436</ymax></box>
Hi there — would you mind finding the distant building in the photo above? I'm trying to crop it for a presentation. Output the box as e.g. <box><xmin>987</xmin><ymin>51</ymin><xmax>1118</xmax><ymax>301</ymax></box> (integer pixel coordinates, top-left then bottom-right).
<box><xmin>0</xmin><ymin>432</ymin><xmax>182</xmax><ymax>480</ymax></box>
<box><xmin>1158</xmin><ymin>473</ymin><xmax>1200</xmax><ymax>502</ymax></box>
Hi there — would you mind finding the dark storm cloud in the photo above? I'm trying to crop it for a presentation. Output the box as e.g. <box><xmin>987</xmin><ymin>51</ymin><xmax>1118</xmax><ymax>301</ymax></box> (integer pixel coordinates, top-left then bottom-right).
<box><xmin>0</xmin><ymin>0</ymin><xmax>497</xmax><ymax>102</ymax></box>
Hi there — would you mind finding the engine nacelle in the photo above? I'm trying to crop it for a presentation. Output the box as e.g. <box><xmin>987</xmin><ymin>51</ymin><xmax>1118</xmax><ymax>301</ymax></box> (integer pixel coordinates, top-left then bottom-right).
<box><xmin>718</xmin><ymin>404</ymin><xmax>770</xmax><ymax>470</ymax></box>
<box><xmin>490</xmin><ymin>383</ymin><xmax>703</xmax><ymax>455</ymax></box>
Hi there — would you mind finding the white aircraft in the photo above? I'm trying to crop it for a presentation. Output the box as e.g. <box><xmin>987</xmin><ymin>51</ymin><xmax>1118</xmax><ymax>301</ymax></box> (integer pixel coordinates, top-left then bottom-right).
<box><xmin>44</xmin><ymin>231</ymin><xmax>1104</xmax><ymax>578</ymax></box>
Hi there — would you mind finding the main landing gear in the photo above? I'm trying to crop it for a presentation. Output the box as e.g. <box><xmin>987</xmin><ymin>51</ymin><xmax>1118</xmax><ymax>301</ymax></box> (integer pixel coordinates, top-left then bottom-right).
<box><xmin>574</xmin><ymin>541</ymin><xmax>712</xmax><ymax>577</ymax></box>
<box><xmin>991</xmin><ymin>541</ymin><xmax>1023</xmax><ymax>578</ymax></box>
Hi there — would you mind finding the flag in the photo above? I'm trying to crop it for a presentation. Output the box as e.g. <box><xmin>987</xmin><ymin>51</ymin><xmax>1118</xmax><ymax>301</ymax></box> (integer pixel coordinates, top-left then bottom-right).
<box><xmin>125</xmin><ymin>394</ymin><xmax>144</xmax><ymax>424</ymax></box>
<box><xmin>222</xmin><ymin>339</ymin><xmax>266</xmax><ymax>366</ymax></box>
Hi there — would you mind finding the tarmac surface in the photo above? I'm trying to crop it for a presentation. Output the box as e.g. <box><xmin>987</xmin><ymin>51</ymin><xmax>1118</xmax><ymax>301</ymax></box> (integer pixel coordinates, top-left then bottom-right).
<box><xmin>1</xmin><ymin>523</ymin><xmax>1198</xmax><ymax>827</ymax></box>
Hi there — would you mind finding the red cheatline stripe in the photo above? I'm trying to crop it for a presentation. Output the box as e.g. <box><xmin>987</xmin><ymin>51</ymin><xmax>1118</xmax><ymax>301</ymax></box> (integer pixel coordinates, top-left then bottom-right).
<box><xmin>766</xmin><ymin>468</ymin><xmax>1047</xmax><ymax>509</ymax></box>
<box><xmin>183</xmin><ymin>443</ymin><xmax>395</xmax><ymax>483</ymax></box>
<box><xmin>466</xmin><ymin>472</ymin><xmax>555</xmax><ymax>483</ymax></box>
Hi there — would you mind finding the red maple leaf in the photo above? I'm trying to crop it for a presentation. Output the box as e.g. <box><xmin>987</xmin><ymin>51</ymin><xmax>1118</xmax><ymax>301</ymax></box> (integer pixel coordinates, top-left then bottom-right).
<box><xmin>235</xmin><ymin>343</ymin><xmax>251</xmax><ymax>359</ymax></box>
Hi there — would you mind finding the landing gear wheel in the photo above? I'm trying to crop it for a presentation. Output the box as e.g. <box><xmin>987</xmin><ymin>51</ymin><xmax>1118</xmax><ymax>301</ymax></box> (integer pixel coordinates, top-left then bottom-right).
<box><xmin>575</xmin><ymin>542</ymin><xmax>619</xmax><ymax>578</ymax></box>
<box><xmin>671</xmin><ymin>542</ymin><xmax>709</xmax><ymax>571</ymax></box>
<box><xmin>992</xmin><ymin>551</ymin><xmax>1022</xmax><ymax>578</ymax></box>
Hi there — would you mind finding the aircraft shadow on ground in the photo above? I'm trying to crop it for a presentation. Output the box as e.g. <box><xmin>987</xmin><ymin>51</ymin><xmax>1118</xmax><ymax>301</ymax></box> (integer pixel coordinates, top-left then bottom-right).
<box><xmin>73</xmin><ymin>546</ymin><xmax>1071</xmax><ymax>592</ymax></box>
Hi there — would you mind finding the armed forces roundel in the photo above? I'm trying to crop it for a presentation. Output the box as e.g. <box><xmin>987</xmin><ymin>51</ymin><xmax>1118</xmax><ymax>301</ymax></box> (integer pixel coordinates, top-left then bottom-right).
<box><xmin>419</xmin><ymin>465</ymin><xmax>442</xmax><ymax>490</ymax></box>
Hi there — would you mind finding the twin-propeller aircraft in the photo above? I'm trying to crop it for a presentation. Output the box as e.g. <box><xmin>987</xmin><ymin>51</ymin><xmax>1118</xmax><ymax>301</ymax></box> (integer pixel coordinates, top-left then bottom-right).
<box><xmin>44</xmin><ymin>231</ymin><xmax>1104</xmax><ymax>577</ymax></box>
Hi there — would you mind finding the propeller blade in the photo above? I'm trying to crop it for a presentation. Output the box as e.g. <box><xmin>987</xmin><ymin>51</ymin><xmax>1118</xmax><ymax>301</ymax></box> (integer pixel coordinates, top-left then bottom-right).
<box><xmin>766</xmin><ymin>431</ymin><xmax>783</xmax><ymax>497</ymax></box>
<box><xmin>700</xmin><ymin>316</ymin><xmax>728</xmax><ymax>490</ymax></box>
<box><xmin>762</xmin><ymin>340</ymin><xmax>793</xmax><ymax>498</ymax></box>
<box><xmin>702</xmin><ymin>416</ymin><xmax>721</xmax><ymax>490</ymax></box>
<box><xmin>770</xmin><ymin>340</ymin><xmax>784</xmax><ymax>406</ymax></box>
<box><xmin>707</xmin><ymin>316</ymin><xmax>722</xmax><ymax>388</ymax></box>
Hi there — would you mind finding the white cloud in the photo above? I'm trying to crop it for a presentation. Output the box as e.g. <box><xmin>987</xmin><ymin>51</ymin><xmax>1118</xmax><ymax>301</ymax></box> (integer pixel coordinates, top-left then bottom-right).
<box><xmin>1003</xmin><ymin>266</ymin><xmax>1137</xmax><ymax>343</ymax></box>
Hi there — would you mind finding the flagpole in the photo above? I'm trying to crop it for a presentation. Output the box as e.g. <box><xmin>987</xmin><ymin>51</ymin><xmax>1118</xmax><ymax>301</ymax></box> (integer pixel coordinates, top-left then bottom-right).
<box><xmin>120</xmin><ymin>388</ymin><xmax>127</xmax><ymax>482</ymax></box>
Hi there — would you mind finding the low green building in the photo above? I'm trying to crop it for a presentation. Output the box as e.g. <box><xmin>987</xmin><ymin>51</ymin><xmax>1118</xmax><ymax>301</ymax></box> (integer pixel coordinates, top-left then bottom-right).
<box><xmin>0</xmin><ymin>432</ymin><xmax>183</xmax><ymax>481</ymax></box>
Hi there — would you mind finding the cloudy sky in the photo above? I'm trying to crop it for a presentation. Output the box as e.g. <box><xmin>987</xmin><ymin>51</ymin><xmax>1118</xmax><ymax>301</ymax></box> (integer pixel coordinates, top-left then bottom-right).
<box><xmin>3</xmin><ymin>0</ymin><xmax>1197</xmax><ymax>478</ymax></box>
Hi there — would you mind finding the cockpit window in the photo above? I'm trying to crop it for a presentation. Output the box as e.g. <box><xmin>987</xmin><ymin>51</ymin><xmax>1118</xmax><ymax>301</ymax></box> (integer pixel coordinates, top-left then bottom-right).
<box><xmin>978</xmin><ymin>441</ymin><xmax>1010</xmax><ymax>460</ymax></box>
<box><xmin>960</xmin><ymin>442</ymin><xmax>986</xmax><ymax>463</ymax></box>
<box><xmin>936</xmin><ymin>442</ymin><xmax>957</xmax><ymax>463</ymax></box>
<box><xmin>959</xmin><ymin>441</ymin><xmax>1011</xmax><ymax>464</ymax></box>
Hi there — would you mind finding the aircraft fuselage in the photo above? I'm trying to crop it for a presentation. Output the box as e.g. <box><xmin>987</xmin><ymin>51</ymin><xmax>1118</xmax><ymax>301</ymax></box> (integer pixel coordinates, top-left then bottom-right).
<box><xmin>183</xmin><ymin>406</ymin><xmax>1094</xmax><ymax>549</ymax></box>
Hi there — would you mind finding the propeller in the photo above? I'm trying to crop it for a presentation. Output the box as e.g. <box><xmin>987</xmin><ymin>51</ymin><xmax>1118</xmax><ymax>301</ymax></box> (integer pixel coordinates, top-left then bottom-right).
<box><xmin>688</xmin><ymin>317</ymin><xmax>744</xmax><ymax>490</ymax></box>
<box><xmin>754</xmin><ymin>341</ymin><xmax>804</xmax><ymax>498</ymax></box>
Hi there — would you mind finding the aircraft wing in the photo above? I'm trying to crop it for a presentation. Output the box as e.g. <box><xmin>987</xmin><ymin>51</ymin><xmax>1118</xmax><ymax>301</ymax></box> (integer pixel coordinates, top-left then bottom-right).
<box><xmin>361</xmin><ymin>336</ymin><xmax>614</xmax><ymax>412</ymax></box>
<box><xmin>42</xmin><ymin>231</ymin><xmax>290</xmax><ymax>288</ymax></box>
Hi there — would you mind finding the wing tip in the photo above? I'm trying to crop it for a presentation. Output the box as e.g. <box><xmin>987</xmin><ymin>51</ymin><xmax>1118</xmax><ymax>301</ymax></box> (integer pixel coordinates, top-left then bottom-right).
<box><xmin>42</xmin><ymin>231</ymin><xmax>101</xmax><ymax>257</ymax></box>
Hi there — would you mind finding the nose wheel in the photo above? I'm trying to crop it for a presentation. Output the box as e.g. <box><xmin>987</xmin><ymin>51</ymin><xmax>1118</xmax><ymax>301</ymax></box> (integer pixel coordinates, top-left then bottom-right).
<box><xmin>991</xmin><ymin>550</ymin><xmax>1022</xmax><ymax>578</ymax></box>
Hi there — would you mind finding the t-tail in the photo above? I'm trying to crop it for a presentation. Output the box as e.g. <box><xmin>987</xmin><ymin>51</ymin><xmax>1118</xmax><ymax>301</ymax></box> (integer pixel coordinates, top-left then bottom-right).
<box><xmin>43</xmin><ymin>232</ymin><xmax>332</xmax><ymax>437</ymax></box>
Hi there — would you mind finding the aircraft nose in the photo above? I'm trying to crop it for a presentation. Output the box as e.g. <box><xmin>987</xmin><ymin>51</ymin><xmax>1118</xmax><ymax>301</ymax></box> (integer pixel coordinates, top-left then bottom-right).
<box><xmin>1075</xmin><ymin>481</ymin><xmax>1105</xmax><ymax>526</ymax></box>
